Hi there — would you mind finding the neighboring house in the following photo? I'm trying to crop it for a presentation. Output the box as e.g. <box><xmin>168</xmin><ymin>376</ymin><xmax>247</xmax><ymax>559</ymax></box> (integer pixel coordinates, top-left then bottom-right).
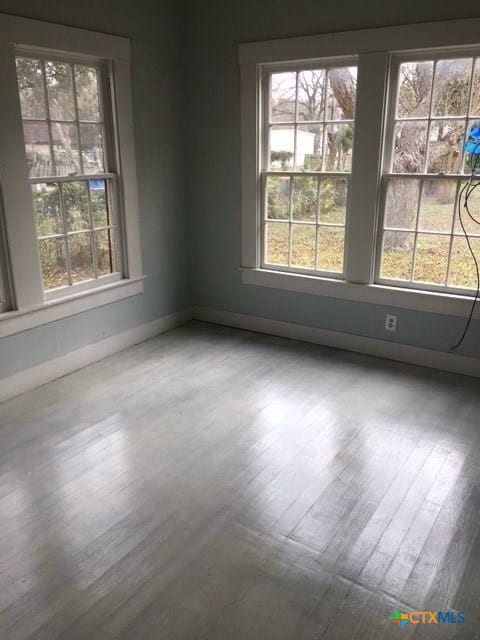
<box><xmin>270</xmin><ymin>128</ymin><xmax>316</xmax><ymax>168</ymax></box>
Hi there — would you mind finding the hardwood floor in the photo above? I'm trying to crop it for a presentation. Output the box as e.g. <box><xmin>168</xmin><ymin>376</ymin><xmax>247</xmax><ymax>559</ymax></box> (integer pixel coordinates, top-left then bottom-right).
<box><xmin>1</xmin><ymin>320</ymin><xmax>480</xmax><ymax>639</ymax></box>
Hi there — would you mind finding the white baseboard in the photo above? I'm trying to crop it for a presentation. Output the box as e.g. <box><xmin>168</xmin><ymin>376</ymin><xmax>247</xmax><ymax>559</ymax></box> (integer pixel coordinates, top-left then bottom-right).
<box><xmin>193</xmin><ymin>306</ymin><xmax>480</xmax><ymax>378</ymax></box>
<box><xmin>0</xmin><ymin>308</ymin><xmax>192</xmax><ymax>403</ymax></box>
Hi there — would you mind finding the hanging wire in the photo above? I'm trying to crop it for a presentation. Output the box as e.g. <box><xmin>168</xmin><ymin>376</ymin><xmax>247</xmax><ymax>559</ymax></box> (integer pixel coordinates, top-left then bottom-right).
<box><xmin>451</xmin><ymin>140</ymin><xmax>480</xmax><ymax>351</ymax></box>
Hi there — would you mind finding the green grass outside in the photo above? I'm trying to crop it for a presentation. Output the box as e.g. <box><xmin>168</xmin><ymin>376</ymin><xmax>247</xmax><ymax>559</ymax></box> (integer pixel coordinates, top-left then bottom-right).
<box><xmin>266</xmin><ymin>198</ymin><xmax>480</xmax><ymax>289</ymax></box>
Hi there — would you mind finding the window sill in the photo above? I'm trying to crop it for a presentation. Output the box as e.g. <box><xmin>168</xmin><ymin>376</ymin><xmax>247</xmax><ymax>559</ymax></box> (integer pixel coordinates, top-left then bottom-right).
<box><xmin>241</xmin><ymin>268</ymin><xmax>479</xmax><ymax>319</ymax></box>
<box><xmin>0</xmin><ymin>276</ymin><xmax>145</xmax><ymax>338</ymax></box>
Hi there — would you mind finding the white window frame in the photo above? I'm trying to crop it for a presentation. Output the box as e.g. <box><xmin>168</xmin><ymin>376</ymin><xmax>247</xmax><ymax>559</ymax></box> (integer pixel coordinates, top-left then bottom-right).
<box><xmin>0</xmin><ymin>14</ymin><xmax>144</xmax><ymax>338</ymax></box>
<box><xmin>239</xmin><ymin>17</ymin><xmax>480</xmax><ymax>320</ymax></box>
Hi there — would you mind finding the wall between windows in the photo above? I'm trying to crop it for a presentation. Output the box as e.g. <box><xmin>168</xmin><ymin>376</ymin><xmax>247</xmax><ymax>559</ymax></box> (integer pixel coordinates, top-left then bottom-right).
<box><xmin>183</xmin><ymin>0</ymin><xmax>480</xmax><ymax>359</ymax></box>
<box><xmin>0</xmin><ymin>0</ymin><xmax>191</xmax><ymax>380</ymax></box>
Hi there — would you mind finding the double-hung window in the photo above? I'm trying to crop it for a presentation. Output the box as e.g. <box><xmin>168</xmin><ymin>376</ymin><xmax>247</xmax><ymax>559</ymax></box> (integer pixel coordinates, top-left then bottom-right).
<box><xmin>263</xmin><ymin>61</ymin><xmax>356</xmax><ymax>276</ymax></box>
<box><xmin>0</xmin><ymin>14</ymin><xmax>143</xmax><ymax>336</ymax></box>
<box><xmin>378</xmin><ymin>53</ymin><xmax>480</xmax><ymax>293</ymax></box>
<box><xmin>240</xmin><ymin>19</ymin><xmax>480</xmax><ymax>317</ymax></box>
<box><xmin>16</xmin><ymin>54</ymin><xmax>119</xmax><ymax>297</ymax></box>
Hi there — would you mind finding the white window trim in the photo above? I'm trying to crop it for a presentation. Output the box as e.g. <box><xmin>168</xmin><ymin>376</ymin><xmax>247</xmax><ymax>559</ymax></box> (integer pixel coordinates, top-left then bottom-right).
<box><xmin>0</xmin><ymin>276</ymin><xmax>145</xmax><ymax>338</ymax></box>
<box><xmin>0</xmin><ymin>13</ymin><xmax>144</xmax><ymax>337</ymax></box>
<box><xmin>239</xmin><ymin>17</ymin><xmax>480</xmax><ymax>319</ymax></box>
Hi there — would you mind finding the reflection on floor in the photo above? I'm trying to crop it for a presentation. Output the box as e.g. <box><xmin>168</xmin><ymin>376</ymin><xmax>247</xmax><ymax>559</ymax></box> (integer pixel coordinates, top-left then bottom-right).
<box><xmin>1</xmin><ymin>321</ymin><xmax>479</xmax><ymax>639</ymax></box>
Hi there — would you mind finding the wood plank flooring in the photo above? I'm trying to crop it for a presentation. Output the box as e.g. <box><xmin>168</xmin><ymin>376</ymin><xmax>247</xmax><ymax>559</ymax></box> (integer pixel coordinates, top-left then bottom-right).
<box><xmin>1</xmin><ymin>320</ymin><xmax>480</xmax><ymax>639</ymax></box>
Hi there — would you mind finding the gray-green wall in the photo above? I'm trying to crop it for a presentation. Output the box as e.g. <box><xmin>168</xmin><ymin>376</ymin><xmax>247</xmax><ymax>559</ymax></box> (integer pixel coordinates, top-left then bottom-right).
<box><xmin>2</xmin><ymin>0</ymin><xmax>480</xmax><ymax>383</ymax></box>
<box><xmin>0</xmin><ymin>0</ymin><xmax>190</xmax><ymax>379</ymax></box>
<box><xmin>183</xmin><ymin>0</ymin><xmax>480</xmax><ymax>357</ymax></box>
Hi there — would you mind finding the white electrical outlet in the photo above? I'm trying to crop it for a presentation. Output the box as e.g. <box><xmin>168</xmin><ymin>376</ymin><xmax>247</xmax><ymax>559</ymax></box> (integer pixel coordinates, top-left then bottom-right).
<box><xmin>385</xmin><ymin>314</ymin><xmax>398</xmax><ymax>332</ymax></box>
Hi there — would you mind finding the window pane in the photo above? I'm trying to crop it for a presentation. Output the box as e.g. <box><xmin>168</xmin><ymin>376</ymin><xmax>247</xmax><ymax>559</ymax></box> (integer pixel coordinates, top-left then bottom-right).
<box><xmin>292</xmin><ymin>177</ymin><xmax>318</xmax><ymax>221</ymax></box>
<box><xmin>269</xmin><ymin>126</ymin><xmax>294</xmax><ymax>170</ymax></box>
<box><xmin>397</xmin><ymin>61</ymin><xmax>433</xmax><ymax>118</ymax></box>
<box><xmin>413</xmin><ymin>234</ymin><xmax>450</xmax><ymax>285</ymax></box>
<box><xmin>266</xmin><ymin>176</ymin><xmax>290</xmax><ymax>220</ymax></box>
<box><xmin>319</xmin><ymin>177</ymin><xmax>347</xmax><ymax>224</ymax></box>
<box><xmin>426</xmin><ymin>120</ymin><xmax>465</xmax><ymax>174</ymax></box>
<box><xmin>32</xmin><ymin>183</ymin><xmax>63</xmax><ymax>236</ymax></box>
<box><xmin>325</xmin><ymin>67</ymin><xmax>357</xmax><ymax>121</ymax></box>
<box><xmin>45</xmin><ymin>61</ymin><xmax>75</xmax><ymax>121</ymax></box>
<box><xmin>324</xmin><ymin>124</ymin><xmax>354</xmax><ymax>172</ymax></box>
<box><xmin>16</xmin><ymin>57</ymin><xmax>46</xmax><ymax>120</ymax></box>
<box><xmin>384</xmin><ymin>178</ymin><xmax>420</xmax><ymax>230</ymax></box>
<box><xmin>75</xmin><ymin>65</ymin><xmax>101</xmax><ymax>121</ymax></box>
<box><xmin>393</xmin><ymin>121</ymin><xmax>428</xmax><ymax>173</ymax></box>
<box><xmin>298</xmin><ymin>69</ymin><xmax>325</xmax><ymax>121</ymax></box>
<box><xmin>95</xmin><ymin>229</ymin><xmax>117</xmax><ymax>276</ymax></box>
<box><xmin>455</xmin><ymin>181</ymin><xmax>480</xmax><ymax>235</ymax></box>
<box><xmin>38</xmin><ymin>237</ymin><xmax>68</xmax><ymax>289</ymax></box>
<box><xmin>291</xmin><ymin>224</ymin><xmax>315</xmax><ymax>268</ymax></box>
<box><xmin>448</xmin><ymin>236</ymin><xmax>480</xmax><ymax>289</ymax></box>
<box><xmin>51</xmin><ymin>123</ymin><xmax>81</xmax><ymax>175</ymax></box>
<box><xmin>317</xmin><ymin>226</ymin><xmax>344</xmax><ymax>272</ymax></box>
<box><xmin>68</xmin><ymin>232</ymin><xmax>95</xmax><ymax>283</ymax></box>
<box><xmin>418</xmin><ymin>179</ymin><xmax>456</xmax><ymax>232</ymax></box>
<box><xmin>432</xmin><ymin>59</ymin><xmax>472</xmax><ymax>117</ymax></box>
<box><xmin>270</xmin><ymin>72</ymin><xmax>296</xmax><ymax>123</ymax></box>
<box><xmin>23</xmin><ymin>122</ymin><xmax>52</xmax><ymax>177</ymax></box>
<box><xmin>265</xmin><ymin>222</ymin><xmax>289</xmax><ymax>265</ymax></box>
<box><xmin>80</xmin><ymin>124</ymin><xmax>104</xmax><ymax>174</ymax></box>
<box><xmin>62</xmin><ymin>182</ymin><xmax>89</xmax><ymax>231</ymax></box>
<box><xmin>90</xmin><ymin>180</ymin><xmax>110</xmax><ymax>227</ymax></box>
<box><xmin>295</xmin><ymin>125</ymin><xmax>323</xmax><ymax>170</ymax></box>
<box><xmin>381</xmin><ymin>231</ymin><xmax>415</xmax><ymax>281</ymax></box>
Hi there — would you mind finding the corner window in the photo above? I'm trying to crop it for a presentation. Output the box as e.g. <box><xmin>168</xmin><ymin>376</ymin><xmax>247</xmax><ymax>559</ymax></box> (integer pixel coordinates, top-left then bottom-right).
<box><xmin>0</xmin><ymin>13</ymin><xmax>143</xmax><ymax>334</ymax></box>
<box><xmin>16</xmin><ymin>55</ymin><xmax>120</xmax><ymax>296</ymax></box>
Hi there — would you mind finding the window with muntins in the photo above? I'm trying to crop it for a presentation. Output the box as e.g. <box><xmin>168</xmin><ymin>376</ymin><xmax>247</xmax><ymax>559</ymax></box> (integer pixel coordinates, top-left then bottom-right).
<box><xmin>378</xmin><ymin>54</ymin><xmax>480</xmax><ymax>294</ymax></box>
<box><xmin>262</xmin><ymin>62</ymin><xmax>357</xmax><ymax>276</ymax></box>
<box><xmin>242</xmin><ymin>23</ymin><xmax>480</xmax><ymax>314</ymax></box>
<box><xmin>0</xmin><ymin>13</ymin><xmax>143</xmax><ymax>335</ymax></box>
<box><xmin>16</xmin><ymin>55</ymin><xmax>119</xmax><ymax>295</ymax></box>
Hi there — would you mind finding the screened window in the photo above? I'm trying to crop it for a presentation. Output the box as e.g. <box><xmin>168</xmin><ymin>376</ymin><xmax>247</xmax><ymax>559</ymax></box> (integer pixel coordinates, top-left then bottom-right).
<box><xmin>262</xmin><ymin>63</ymin><xmax>357</xmax><ymax>275</ymax></box>
<box><xmin>378</xmin><ymin>55</ymin><xmax>480</xmax><ymax>292</ymax></box>
<box><xmin>15</xmin><ymin>55</ymin><xmax>119</xmax><ymax>295</ymax></box>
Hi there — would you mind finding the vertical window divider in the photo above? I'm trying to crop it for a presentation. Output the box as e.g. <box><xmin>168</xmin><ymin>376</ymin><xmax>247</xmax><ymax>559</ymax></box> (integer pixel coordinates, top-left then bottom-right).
<box><xmin>345</xmin><ymin>51</ymin><xmax>389</xmax><ymax>284</ymax></box>
<box><xmin>293</xmin><ymin>71</ymin><xmax>299</xmax><ymax>171</ymax></box>
<box><xmin>315</xmin><ymin>176</ymin><xmax>321</xmax><ymax>270</ymax></box>
<box><xmin>288</xmin><ymin>175</ymin><xmax>294</xmax><ymax>267</ymax></box>
<box><xmin>320</xmin><ymin>71</ymin><xmax>328</xmax><ymax>171</ymax></box>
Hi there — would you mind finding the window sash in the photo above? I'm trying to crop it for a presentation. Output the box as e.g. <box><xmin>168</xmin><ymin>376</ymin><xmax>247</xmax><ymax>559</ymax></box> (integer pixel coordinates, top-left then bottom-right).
<box><xmin>31</xmin><ymin>175</ymin><xmax>121</xmax><ymax>294</ymax></box>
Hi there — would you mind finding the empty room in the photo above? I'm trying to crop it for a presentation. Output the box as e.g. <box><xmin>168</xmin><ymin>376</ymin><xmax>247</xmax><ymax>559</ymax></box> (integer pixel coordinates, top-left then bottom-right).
<box><xmin>1</xmin><ymin>1</ymin><xmax>480</xmax><ymax>638</ymax></box>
